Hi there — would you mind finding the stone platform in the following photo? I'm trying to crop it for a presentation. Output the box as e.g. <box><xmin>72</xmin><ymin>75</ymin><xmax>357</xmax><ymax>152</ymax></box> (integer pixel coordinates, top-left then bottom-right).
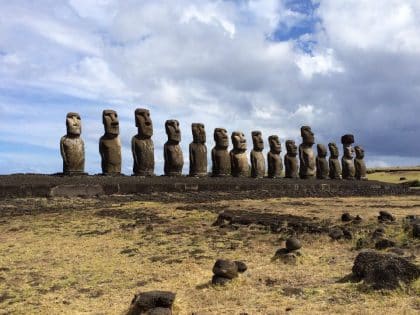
<box><xmin>0</xmin><ymin>174</ymin><xmax>410</xmax><ymax>199</ymax></box>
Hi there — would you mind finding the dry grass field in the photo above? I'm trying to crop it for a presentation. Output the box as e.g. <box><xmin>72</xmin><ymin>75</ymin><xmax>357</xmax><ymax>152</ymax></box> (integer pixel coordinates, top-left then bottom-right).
<box><xmin>0</xmin><ymin>194</ymin><xmax>419</xmax><ymax>314</ymax></box>
<box><xmin>368</xmin><ymin>169</ymin><xmax>420</xmax><ymax>184</ymax></box>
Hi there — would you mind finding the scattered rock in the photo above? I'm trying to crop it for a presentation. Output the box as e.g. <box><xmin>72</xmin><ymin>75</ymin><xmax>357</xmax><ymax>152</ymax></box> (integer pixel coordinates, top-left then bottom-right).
<box><xmin>375</xmin><ymin>239</ymin><xmax>396</xmax><ymax>250</ymax></box>
<box><xmin>128</xmin><ymin>291</ymin><xmax>175</xmax><ymax>315</ymax></box>
<box><xmin>212</xmin><ymin>259</ymin><xmax>238</xmax><ymax>279</ymax></box>
<box><xmin>372</xmin><ymin>227</ymin><xmax>385</xmax><ymax>239</ymax></box>
<box><xmin>282</xmin><ymin>287</ymin><xmax>304</xmax><ymax>297</ymax></box>
<box><xmin>413</xmin><ymin>224</ymin><xmax>420</xmax><ymax>238</ymax></box>
<box><xmin>352</xmin><ymin>215</ymin><xmax>363</xmax><ymax>223</ymax></box>
<box><xmin>378</xmin><ymin>211</ymin><xmax>395</xmax><ymax>223</ymax></box>
<box><xmin>342</xmin><ymin>229</ymin><xmax>353</xmax><ymax>240</ymax></box>
<box><xmin>285</xmin><ymin>237</ymin><xmax>302</xmax><ymax>251</ymax></box>
<box><xmin>341</xmin><ymin>212</ymin><xmax>353</xmax><ymax>222</ymax></box>
<box><xmin>329</xmin><ymin>228</ymin><xmax>344</xmax><ymax>240</ymax></box>
<box><xmin>234</xmin><ymin>261</ymin><xmax>247</xmax><ymax>273</ymax></box>
<box><xmin>399</xmin><ymin>177</ymin><xmax>407</xmax><ymax>181</ymax></box>
<box><xmin>352</xmin><ymin>250</ymin><xmax>420</xmax><ymax>289</ymax></box>
<box><xmin>274</xmin><ymin>249</ymin><xmax>299</xmax><ymax>265</ymax></box>
<box><xmin>211</xmin><ymin>276</ymin><xmax>231</xmax><ymax>286</ymax></box>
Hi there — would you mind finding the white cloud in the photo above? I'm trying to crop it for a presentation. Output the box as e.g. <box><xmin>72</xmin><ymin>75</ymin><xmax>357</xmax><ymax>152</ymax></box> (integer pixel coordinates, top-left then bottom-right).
<box><xmin>295</xmin><ymin>49</ymin><xmax>344</xmax><ymax>79</ymax></box>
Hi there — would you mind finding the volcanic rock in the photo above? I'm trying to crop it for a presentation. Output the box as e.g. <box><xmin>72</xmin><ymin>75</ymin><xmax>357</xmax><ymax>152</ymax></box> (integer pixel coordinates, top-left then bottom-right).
<box><xmin>378</xmin><ymin>211</ymin><xmax>395</xmax><ymax>223</ymax></box>
<box><xmin>128</xmin><ymin>291</ymin><xmax>175</xmax><ymax>315</ymax></box>
<box><xmin>285</xmin><ymin>237</ymin><xmax>302</xmax><ymax>251</ymax></box>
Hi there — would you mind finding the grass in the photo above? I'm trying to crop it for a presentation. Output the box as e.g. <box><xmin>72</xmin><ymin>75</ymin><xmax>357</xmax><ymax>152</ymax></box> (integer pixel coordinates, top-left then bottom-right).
<box><xmin>0</xmin><ymin>196</ymin><xmax>419</xmax><ymax>314</ymax></box>
<box><xmin>368</xmin><ymin>170</ymin><xmax>420</xmax><ymax>184</ymax></box>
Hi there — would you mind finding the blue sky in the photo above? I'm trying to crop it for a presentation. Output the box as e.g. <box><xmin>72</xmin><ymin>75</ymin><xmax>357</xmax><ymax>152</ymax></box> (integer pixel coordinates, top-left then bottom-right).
<box><xmin>1</xmin><ymin>0</ymin><xmax>420</xmax><ymax>175</ymax></box>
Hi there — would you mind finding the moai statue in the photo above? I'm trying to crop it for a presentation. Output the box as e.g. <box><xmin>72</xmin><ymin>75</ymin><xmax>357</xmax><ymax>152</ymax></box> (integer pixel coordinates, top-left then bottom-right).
<box><xmin>230</xmin><ymin>131</ymin><xmax>249</xmax><ymax>177</ymax></box>
<box><xmin>316</xmin><ymin>144</ymin><xmax>329</xmax><ymax>179</ymax></box>
<box><xmin>164</xmin><ymin>119</ymin><xmax>183</xmax><ymax>176</ymax></box>
<box><xmin>267</xmin><ymin>135</ymin><xmax>283</xmax><ymax>178</ymax></box>
<box><xmin>189</xmin><ymin>123</ymin><xmax>207</xmax><ymax>177</ymax></box>
<box><xmin>211</xmin><ymin>128</ymin><xmax>231</xmax><ymax>177</ymax></box>
<box><xmin>131</xmin><ymin>108</ymin><xmax>154</xmax><ymax>176</ymax></box>
<box><xmin>250</xmin><ymin>131</ymin><xmax>265</xmax><ymax>178</ymax></box>
<box><xmin>328</xmin><ymin>143</ymin><xmax>342</xmax><ymax>179</ymax></box>
<box><xmin>60</xmin><ymin>112</ymin><xmax>85</xmax><ymax>175</ymax></box>
<box><xmin>354</xmin><ymin>145</ymin><xmax>367</xmax><ymax>180</ymax></box>
<box><xmin>299</xmin><ymin>126</ymin><xmax>316</xmax><ymax>179</ymax></box>
<box><xmin>341</xmin><ymin>134</ymin><xmax>355</xmax><ymax>180</ymax></box>
<box><xmin>284</xmin><ymin>140</ymin><xmax>298</xmax><ymax>178</ymax></box>
<box><xmin>99</xmin><ymin>109</ymin><xmax>121</xmax><ymax>175</ymax></box>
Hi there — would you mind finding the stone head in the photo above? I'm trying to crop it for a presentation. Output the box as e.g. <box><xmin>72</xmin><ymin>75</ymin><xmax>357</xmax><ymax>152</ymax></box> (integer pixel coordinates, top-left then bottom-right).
<box><xmin>268</xmin><ymin>135</ymin><xmax>281</xmax><ymax>154</ymax></box>
<box><xmin>317</xmin><ymin>144</ymin><xmax>327</xmax><ymax>158</ymax></box>
<box><xmin>286</xmin><ymin>140</ymin><xmax>297</xmax><ymax>156</ymax></box>
<box><xmin>328</xmin><ymin>143</ymin><xmax>339</xmax><ymax>158</ymax></box>
<box><xmin>343</xmin><ymin>144</ymin><xmax>355</xmax><ymax>159</ymax></box>
<box><xmin>135</xmin><ymin>108</ymin><xmax>153</xmax><ymax>138</ymax></box>
<box><xmin>165</xmin><ymin>119</ymin><xmax>181</xmax><ymax>143</ymax></box>
<box><xmin>214</xmin><ymin>128</ymin><xmax>229</xmax><ymax>148</ymax></box>
<box><xmin>192</xmin><ymin>123</ymin><xmax>206</xmax><ymax>143</ymax></box>
<box><xmin>251</xmin><ymin>131</ymin><xmax>264</xmax><ymax>151</ymax></box>
<box><xmin>301</xmin><ymin>126</ymin><xmax>315</xmax><ymax>145</ymax></box>
<box><xmin>66</xmin><ymin>112</ymin><xmax>81</xmax><ymax>136</ymax></box>
<box><xmin>102</xmin><ymin>109</ymin><xmax>119</xmax><ymax>136</ymax></box>
<box><xmin>231</xmin><ymin>131</ymin><xmax>247</xmax><ymax>151</ymax></box>
<box><xmin>355</xmin><ymin>146</ymin><xmax>364</xmax><ymax>159</ymax></box>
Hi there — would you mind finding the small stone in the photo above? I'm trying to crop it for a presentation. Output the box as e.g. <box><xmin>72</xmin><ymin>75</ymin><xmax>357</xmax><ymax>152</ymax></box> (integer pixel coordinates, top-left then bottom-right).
<box><xmin>353</xmin><ymin>215</ymin><xmax>363</xmax><ymax>223</ymax></box>
<box><xmin>329</xmin><ymin>228</ymin><xmax>344</xmax><ymax>240</ymax></box>
<box><xmin>375</xmin><ymin>239</ymin><xmax>396</xmax><ymax>250</ymax></box>
<box><xmin>129</xmin><ymin>291</ymin><xmax>175</xmax><ymax>315</ymax></box>
<box><xmin>275</xmin><ymin>248</ymin><xmax>290</xmax><ymax>256</ymax></box>
<box><xmin>378</xmin><ymin>211</ymin><xmax>395</xmax><ymax>222</ymax></box>
<box><xmin>341</xmin><ymin>213</ymin><xmax>353</xmax><ymax>222</ymax></box>
<box><xmin>234</xmin><ymin>261</ymin><xmax>247</xmax><ymax>273</ymax></box>
<box><xmin>413</xmin><ymin>224</ymin><xmax>420</xmax><ymax>238</ymax></box>
<box><xmin>212</xmin><ymin>259</ymin><xmax>238</xmax><ymax>279</ymax></box>
<box><xmin>342</xmin><ymin>229</ymin><xmax>353</xmax><ymax>240</ymax></box>
<box><xmin>372</xmin><ymin>227</ymin><xmax>385</xmax><ymax>239</ymax></box>
<box><xmin>285</xmin><ymin>237</ymin><xmax>302</xmax><ymax>251</ymax></box>
<box><xmin>211</xmin><ymin>275</ymin><xmax>231</xmax><ymax>285</ymax></box>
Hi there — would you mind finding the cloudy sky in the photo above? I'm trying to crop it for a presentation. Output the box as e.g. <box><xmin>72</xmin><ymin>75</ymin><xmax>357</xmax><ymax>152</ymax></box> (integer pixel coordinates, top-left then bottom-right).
<box><xmin>1</xmin><ymin>0</ymin><xmax>419</xmax><ymax>175</ymax></box>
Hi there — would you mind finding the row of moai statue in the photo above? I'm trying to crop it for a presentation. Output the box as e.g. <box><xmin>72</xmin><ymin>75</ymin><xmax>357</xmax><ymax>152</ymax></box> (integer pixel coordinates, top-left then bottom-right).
<box><xmin>60</xmin><ymin>110</ymin><xmax>367</xmax><ymax>180</ymax></box>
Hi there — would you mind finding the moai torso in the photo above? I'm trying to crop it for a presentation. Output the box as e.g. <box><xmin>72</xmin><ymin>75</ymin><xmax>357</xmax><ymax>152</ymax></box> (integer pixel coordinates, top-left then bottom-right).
<box><xmin>60</xmin><ymin>112</ymin><xmax>85</xmax><ymax>174</ymax></box>
<box><xmin>211</xmin><ymin>128</ymin><xmax>230</xmax><ymax>177</ymax></box>
<box><xmin>100</xmin><ymin>110</ymin><xmax>121</xmax><ymax>175</ymax></box>
<box><xmin>267</xmin><ymin>135</ymin><xmax>283</xmax><ymax>178</ymax></box>
<box><xmin>189</xmin><ymin>123</ymin><xmax>207</xmax><ymax>177</ymax></box>
<box><xmin>299</xmin><ymin>126</ymin><xmax>316</xmax><ymax>179</ymax></box>
<box><xmin>284</xmin><ymin>140</ymin><xmax>298</xmax><ymax>178</ymax></box>
<box><xmin>132</xmin><ymin>108</ymin><xmax>154</xmax><ymax>176</ymax></box>
<box><xmin>250</xmin><ymin>131</ymin><xmax>265</xmax><ymax>178</ymax></box>
<box><xmin>354</xmin><ymin>146</ymin><xmax>367</xmax><ymax>180</ymax></box>
<box><xmin>341</xmin><ymin>134</ymin><xmax>355</xmax><ymax>180</ymax></box>
<box><xmin>316</xmin><ymin>144</ymin><xmax>329</xmax><ymax>179</ymax></box>
<box><xmin>164</xmin><ymin>120</ymin><xmax>183</xmax><ymax>176</ymax></box>
<box><xmin>328</xmin><ymin>143</ymin><xmax>342</xmax><ymax>179</ymax></box>
<box><xmin>230</xmin><ymin>131</ymin><xmax>249</xmax><ymax>177</ymax></box>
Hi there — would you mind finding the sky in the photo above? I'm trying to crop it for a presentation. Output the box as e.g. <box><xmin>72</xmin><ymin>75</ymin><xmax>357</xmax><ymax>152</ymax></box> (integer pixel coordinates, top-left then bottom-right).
<box><xmin>0</xmin><ymin>0</ymin><xmax>419</xmax><ymax>175</ymax></box>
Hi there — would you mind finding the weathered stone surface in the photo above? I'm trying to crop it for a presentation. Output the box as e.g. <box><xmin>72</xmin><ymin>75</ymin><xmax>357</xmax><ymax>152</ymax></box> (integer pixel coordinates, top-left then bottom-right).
<box><xmin>341</xmin><ymin>134</ymin><xmax>355</xmax><ymax>180</ymax></box>
<box><xmin>372</xmin><ymin>227</ymin><xmax>386</xmax><ymax>239</ymax></box>
<box><xmin>329</xmin><ymin>228</ymin><xmax>344</xmax><ymax>240</ymax></box>
<box><xmin>211</xmin><ymin>276</ymin><xmax>231</xmax><ymax>285</ymax></box>
<box><xmin>378</xmin><ymin>211</ymin><xmax>396</xmax><ymax>222</ymax></box>
<box><xmin>132</xmin><ymin>108</ymin><xmax>154</xmax><ymax>176</ymax></box>
<box><xmin>60</xmin><ymin>112</ymin><xmax>85</xmax><ymax>175</ymax></box>
<box><xmin>235</xmin><ymin>261</ymin><xmax>247</xmax><ymax>273</ymax></box>
<box><xmin>286</xmin><ymin>237</ymin><xmax>302</xmax><ymax>251</ymax></box>
<box><xmin>230</xmin><ymin>131</ymin><xmax>249</xmax><ymax>177</ymax></box>
<box><xmin>211</xmin><ymin>128</ymin><xmax>230</xmax><ymax>177</ymax></box>
<box><xmin>250</xmin><ymin>131</ymin><xmax>265</xmax><ymax>178</ymax></box>
<box><xmin>375</xmin><ymin>238</ymin><xmax>396</xmax><ymax>250</ymax></box>
<box><xmin>413</xmin><ymin>224</ymin><xmax>420</xmax><ymax>238</ymax></box>
<box><xmin>164</xmin><ymin>120</ymin><xmax>183</xmax><ymax>176</ymax></box>
<box><xmin>189</xmin><ymin>123</ymin><xmax>207</xmax><ymax>177</ymax></box>
<box><xmin>328</xmin><ymin>143</ymin><xmax>342</xmax><ymax>179</ymax></box>
<box><xmin>299</xmin><ymin>126</ymin><xmax>316</xmax><ymax>179</ymax></box>
<box><xmin>284</xmin><ymin>140</ymin><xmax>298</xmax><ymax>178</ymax></box>
<box><xmin>316</xmin><ymin>144</ymin><xmax>329</xmax><ymax>179</ymax></box>
<box><xmin>212</xmin><ymin>259</ymin><xmax>238</xmax><ymax>279</ymax></box>
<box><xmin>352</xmin><ymin>250</ymin><xmax>420</xmax><ymax>289</ymax></box>
<box><xmin>354</xmin><ymin>146</ymin><xmax>367</xmax><ymax>180</ymax></box>
<box><xmin>267</xmin><ymin>135</ymin><xmax>283</xmax><ymax>178</ymax></box>
<box><xmin>341</xmin><ymin>212</ymin><xmax>354</xmax><ymax>222</ymax></box>
<box><xmin>128</xmin><ymin>291</ymin><xmax>175</xmax><ymax>315</ymax></box>
<box><xmin>99</xmin><ymin>110</ymin><xmax>121</xmax><ymax>175</ymax></box>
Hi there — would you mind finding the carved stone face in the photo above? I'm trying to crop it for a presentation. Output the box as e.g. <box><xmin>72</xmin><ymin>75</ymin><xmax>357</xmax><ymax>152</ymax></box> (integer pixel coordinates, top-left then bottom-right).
<box><xmin>103</xmin><ymin>109</ymin><xmax>119</xmax><ymax>136</ymax></box>
<box><xmin>355</xmin><ymin>146</ymin><xmax>364</xmax><ymax>159</ymax></box>
<box><xmin>165</xmin><ymin>119</ymin><xmax>181</xmax><ymax>143</ymax></box>
<box><xmin>317</xmin><ymin>144</ymin><xmax>327</xmax><ymax>157</ymax></box>
<box><xmin>135</xmin><ymin>108</ymin><xmax>153</xmax><ymax>138</ymax></box>
<box><xmin>286</xmin><ymin>140</ymin><xmax>297</xmax><ymax>156</ymax></box>
<box><xmin>328</xmin><ymin>143</ymin><xmax>339</xmax><ymax>158</ymax></box>
<box><xmin>192</xmin><ymin>123</ymin><xmax>206</xmax><ymax>143</ymax></box>
<box><xmin>251</xmin><ymin>131</ymin><xmax>264</xmax><ymax>151</ymax></box>
<box><xmin>301</xmin><ymin>126</ymin><xmax>315</xmax><ymax>145</ymax></box>
<box><xmin>66</xmin><ymin>112</ymin><xmax>81</xmax><ymax>136</ymax></box>
<box><xmin>214</xmin><ymin>128</ymin><xmax>229</xmax><ymax>148</ymax></box>
<box><xmin>269</xmin><ymin>135</ymin><xmax>281</xmax><ymax>154</ymax></box>
<box><xmin>231</xmin><ymin>131</ymin><xmax>247</xmax><ymax>151</ymax></box>
<box><xmin>343</xmin><ymin>145</ymin><xmax>355</xmax><ymax>159</ymax></box>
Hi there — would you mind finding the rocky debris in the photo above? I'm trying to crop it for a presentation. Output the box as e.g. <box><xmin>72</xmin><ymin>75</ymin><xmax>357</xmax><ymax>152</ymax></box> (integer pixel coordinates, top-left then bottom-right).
<box><xmin>128</xmin><ymin>291</ymin><xmax>175</xmax><ymax>315</ymax></box>
<box><xmin>342</xmin><ymin>229</ymin><xmax>353</xmax><ymax>239</ymax></box>
<box><xmin>375</xmin><ymin>239</ymin><xmax>396</xmax><ymax>250</ymax></box>
<box><xmin>372</xmin><ymin>227</ymin><xmax>385</xmax><ymax>239</ymax></box>
<box><xmin>285</xmin><ymin>237</ymin><xmax>302</xmax><ymax>251</ymax></box>
<box><xmin>378</xmin><ymin>211</ymin><xmax>396</xmax><ymax>223</ymax></box>
<box><xmin>352</xmin><ymin>215</ymin><xmax>363</xmax><ymax>223</ymax></box>
<box><xmin>329</xmin><ymin>228</ymin><xmax>344</xmax><ymax>240</ymax></box>
<box><xmin>413</xmin><ymin>224</ymin><xmax>420</xmax><ymax>238</ymax></box>
<box><xmin>211</xmin><ymin>259</ymin><xmax>247</xmax><ymax>285</ymax></box>
<box><xmin>352</xmin><ymin>250</ymin><xmax>420</xmax><ymax>290</ymax></box>
<box><xmin>341</xmin><ymin>212</ymin><xmax>353</xmax><ymax>222</ymax></box>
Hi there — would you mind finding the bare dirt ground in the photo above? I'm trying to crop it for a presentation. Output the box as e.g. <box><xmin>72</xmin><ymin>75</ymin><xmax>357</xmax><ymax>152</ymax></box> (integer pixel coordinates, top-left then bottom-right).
<box><xmin>0</xmin><ymin>194</ymin><xmax>419</xmax><ymax>314</ymax></box>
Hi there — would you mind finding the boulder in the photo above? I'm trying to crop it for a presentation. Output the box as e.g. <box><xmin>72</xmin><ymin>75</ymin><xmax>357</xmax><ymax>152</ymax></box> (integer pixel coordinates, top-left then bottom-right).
<box><xmin>329</xmin><ymin>228</ymin><xmax>344</xmax><ymax>240</ymax></box>
<box><xmin>375</xmin><ymin>239</ymin><xmax>396</xmax><ymax>250</ymax></box>
<box><xmin>341</xmin><ymin>213</ymin><xmax>353</xmax><ymax>222</ymax></box>
<box><xmin>128</xmin><ymin>291</ymin><xmax>175</xmax><ymax>315</ymax></box>
<box><xmin>413</xmin><ymin>223</ymin><xmax>420</xmax><ymax>238</ymax></box>
<box><xmin>372</xmin><ymin>227</ymin><xmax>385</xmax><ymax>239</ymax></box>
<box><xmin>212</xmin><ymin>259</ymin><xmax>238</xmax><ymax>279</ymax></box>
<box><xmin>285</xmin><ymin>237</ymin><xmax>302</xmax><ymax>251</ymax></box>
<box><xmin>378</xmin><ymin>211</ymin><xmax>395</xmax><ymax>223</ymax></box>
<box><xmin>234</xmin><ymin>261</ymin><xmax>248</xmax><ymax>273</ymax></box>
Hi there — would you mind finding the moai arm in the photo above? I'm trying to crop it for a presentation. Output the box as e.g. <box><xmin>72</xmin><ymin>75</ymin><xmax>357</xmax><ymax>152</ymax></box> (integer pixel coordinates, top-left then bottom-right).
<box><xmin>99</xmin><ymin>138</ymin><xmax>105</xmax><ymax>172</ymax></box>
<box><xmin>60</xmin><ymin>136</ymin><xmax>67</xmax><ymax>167</ymax></box>
<box><xmin>163</xmin><ymin>144</ymin><xmax>169</xmax><ymax>175</ymax></box>
<box><xmin>298</xmin><ymin>145</ymin><xmax>305</xmax><ymax>168</ymax></box>
<box><xmin>250</xmin><ymin>152</ymin><xmax>256</xmax><ymax>173</ymax></box>
<box><xmin>230</xmin><ymin>151</ymin><xmax>236</xmax><ymax>174</ymax></box>
<box><xmin>131</xmin><ymin>136</ymin><xmax>138</xmax><ymax>172</ymax></box>
<box><xmin>189</xmin><ymin>143</ymin><xmax>195</xmax><ymax>173</ymax></box>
